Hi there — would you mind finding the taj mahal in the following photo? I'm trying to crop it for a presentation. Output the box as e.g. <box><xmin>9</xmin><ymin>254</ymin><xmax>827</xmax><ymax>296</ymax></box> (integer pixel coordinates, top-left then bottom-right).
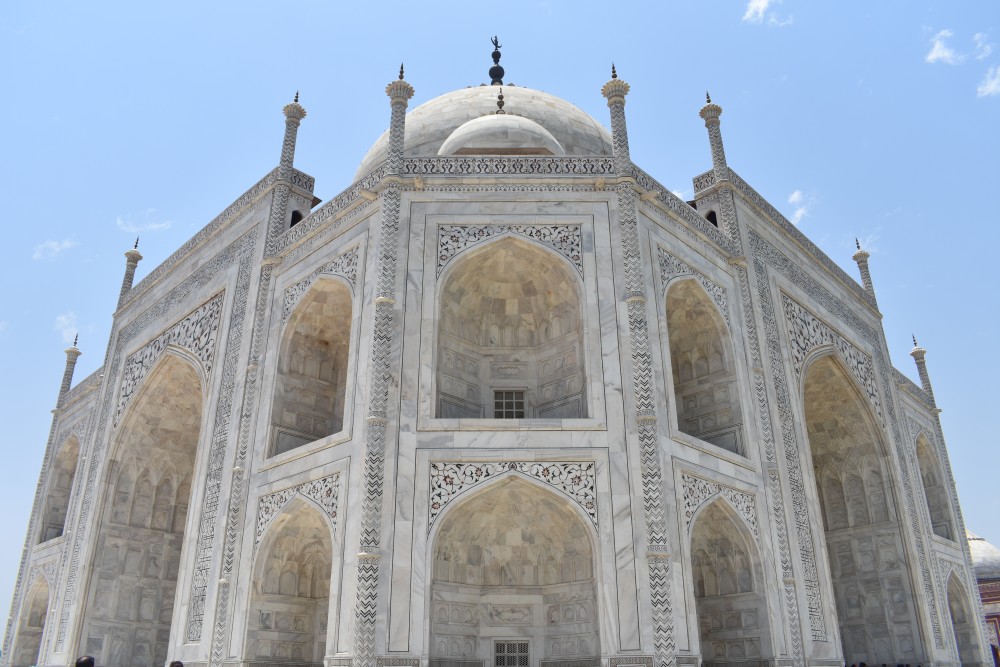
<box><xmin>4</xmin><ymin>41</ymin><xmax>993</xmax><ymax>667</ymax></box>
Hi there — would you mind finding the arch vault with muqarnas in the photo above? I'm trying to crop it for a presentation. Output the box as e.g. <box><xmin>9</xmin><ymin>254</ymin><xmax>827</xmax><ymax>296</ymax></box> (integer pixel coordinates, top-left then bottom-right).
<box><xmin>4</xmin><ymin>41</ymin><xmax>991</xmax><ymax>667</ymax></box>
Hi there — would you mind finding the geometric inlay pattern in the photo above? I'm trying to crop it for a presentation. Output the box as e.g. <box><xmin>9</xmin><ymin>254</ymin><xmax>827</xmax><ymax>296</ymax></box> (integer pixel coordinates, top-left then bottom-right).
<box><xmin>437</xmin><ymin>225</ymin><xmax>583</xmax><ymax>277</ymax></box>
<box><xmin>780</xmin><ymin>292</ymin><xmax>884</xmax><ymax>426</ymax></box>
<box><xmin>281</xmin><ymin>246</ymin><xmax>359</xmax><ymax>323</ymax></box>
<box><xmin>113</xmin><ymin>293</ymin><xmax>224</xmax><ymax>428</ymax></box>
<box><xmin>680</xmin><ymin>472</ymin><xmax>758</xmax><ymax>541</ymax></box>
<box><xmin>657</xmin><ymin>246</ymin><xmax>730</xmax><ymax>328</ymax></box>
<box><xmin>254</xmin><ymin>473</ymin><xmax>341</xmax><ymax>544</ymax></box>
<box><xmin>429</xmin><ymin>461</ymin><xmax>596</xmax><ymax>529</ymax></box>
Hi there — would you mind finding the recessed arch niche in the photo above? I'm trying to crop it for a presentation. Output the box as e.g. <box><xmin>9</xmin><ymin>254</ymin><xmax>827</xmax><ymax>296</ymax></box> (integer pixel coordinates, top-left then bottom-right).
<box><xmin>246</xmin><ymin>497</ymin><xmax>333</xmax><ymax>665</ymax></box>
<box><xmin>38</xmin><ymin>434</ymin><xmax>81</xmax><ymax>543</ymax></box>
<box><xmin>915</xmin><ymin>433</ymin><xmax>955</xmax><ymax>541</ymax></box>
<box><xmin>436</xmin><ymin>237</ymin><xmax>587</xmax><ymax>419</ymax></box>
<box><xmin>947</xmin><ymin>572</ymin><xmax>983</xmax><ymax>665</ymax></box>
<box><xmin>430</xmin><ymin>477</ymin><xmax>599</xmax><ymax>666</ymax></box>
<box><xmin>689</xmin><ymin>499</ymin><xmax>772</xmax><ymax>665</ymax></box>
<box><xmin>802</xmin><ymin>354</ymin><xmax>920</xmax><ymax>665</ymax></box>
<box><xmin>666</xmin><ymin>279</ymin><xmax>744</xmax><ymax>453</ymax></box>
<box><xmin>271</xmin><ymin>278</ymin><xmax>353</xmax><ymax>455</ymax></box>
<box><xmin>80</xmin><ymin>353</ymin><xmax>203</xmax><ymax>667</ymax></box>
<box><xmin>11</xmin><ymin>577</ymin><xmax>49</xmax><ymax>667</ymax></box>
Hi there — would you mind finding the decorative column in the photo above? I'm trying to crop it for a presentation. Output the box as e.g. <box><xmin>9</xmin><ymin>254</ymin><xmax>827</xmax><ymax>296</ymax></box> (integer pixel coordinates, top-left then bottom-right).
<box><xmin>602</xmin><ymin>66</ymin><xmax>675</xmax><ymax>667</ymax></box>
<box><xmin>56</xmin><ymin>335</ymin><xmax>81</xmax><ymax>409</ymax></box>
<box><xmin>853</xmin><ymin>238</ymin><xmax>877</xmax><ymax>301</ymax></box>
<box><xmin>910</xmin><ymin>336</ymin><xmax>937</xmax><ymax>407</ymax></box>
<box><xmin>699</xmin><ymin>92</ymin><xmax>728</xmax><ymax>181</ymax></box>
<box><xmin>354</xmin><ymin>65</ymin><xmax>412</xmax><ymax>667</ymax></box>
<box><xmin>117</xmin><ymin>240</ymin><xmax>143</xmax><ymax>308</ymax></box>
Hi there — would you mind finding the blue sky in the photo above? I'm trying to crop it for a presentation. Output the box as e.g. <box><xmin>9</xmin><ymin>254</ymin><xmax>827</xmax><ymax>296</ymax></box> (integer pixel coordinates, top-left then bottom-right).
<box><xmin>1</xmin><ymin>0</ymin><xmax>997</xmax><ymax>616</ymax></box>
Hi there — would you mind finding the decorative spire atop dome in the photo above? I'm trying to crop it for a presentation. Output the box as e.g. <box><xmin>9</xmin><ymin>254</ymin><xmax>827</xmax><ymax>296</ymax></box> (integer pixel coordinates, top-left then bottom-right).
<box><xmin>489</xmin><ymin>36</ymin><xmax>505</xmax><ymax>85</ymax></box>
<box><xmin>134</xmin><ymin>236</ymin><xmax>139</xmax><ymax>250</ymax></box>
<box><xmin>294</xmin><ymin>90</ymin><xmax>299</xmax><ymax>103</ymax></box>
<box><xmin>611</xmin><ymin>63</ymin><xmax>617</xmax><ymax>79</ymax></box>
<box><xmin>706</xmin><ymin>91</ymin><xmax>712</xmax><ymax>104</ymax></box>
<box><xmin>496</xmin><ymin>87</ymin><xmax>505</xmax><ymax>114</ymax></box>
<box><xmin>73</xmin><ymin>333</ymin><xmax>78</xmax><ymax>348</ymax></box>
<box><xmin>399</xmin><ymin>63</ymin><xmax>404</xmax><ymax>80</ymax></box>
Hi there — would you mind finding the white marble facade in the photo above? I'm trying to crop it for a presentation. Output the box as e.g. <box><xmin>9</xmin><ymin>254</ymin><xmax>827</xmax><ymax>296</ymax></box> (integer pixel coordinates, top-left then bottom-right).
<box><xmin>4</xmin><ymin>64</ymin><xmax>990</xmax><ymax>667</ymax></box>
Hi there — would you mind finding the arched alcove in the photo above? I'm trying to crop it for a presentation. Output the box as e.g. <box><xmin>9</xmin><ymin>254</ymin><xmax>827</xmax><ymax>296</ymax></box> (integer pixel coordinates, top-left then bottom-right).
<box><xmin>947</xmin><ymin>573</ymin><xmax>983</xmax><ymax>665</ymax></box>
<box><xmin>246</xmin><ymin>498</ymin><xmax>333</xmax><ymax>665</ymax></box>
<box><xmin>38</xmin><ymin>434</ymin><xmax>81</xmax><ymax>543</ymax></box>
<box><xmin>436</xmin><ymin>238</ymin><xmax>587</xmax><ymax>419</ymax></box>
<box><xmin>915</xmin><ymin>433</ymin><xmax>955</xmax><ymax>541</ymax></box>
<box><xmin>430</xmin><ymin>477</ymin><xmax>599</xmax><ymax>667</ymax></box>
<box><xmin>11</xmin><ymin>577</ymin><xmax>49</xmax><ymax>667</ymax></box>
<box><xmin>803</xmin><ymin>354</ymin><xmax>920</xmax><ymax>665</ymax></box>
<box><xmin>690</xmin><ymin>500</ymin><xmax>772</xmax><ymax>665</ymax></box>
<box><xmin>666</xmin><ymin>279</ymin><xmax>743</xmax><ymax>453</ymax></box>
<box><xmin>271</xmin><ymin>278</ymin><xmax>353</xmax><ymax>455</ymax></box>
<box><xmin>80</xmin><ymin>354</ymin><xmax>203</xmax><ymax>667</ymax></box>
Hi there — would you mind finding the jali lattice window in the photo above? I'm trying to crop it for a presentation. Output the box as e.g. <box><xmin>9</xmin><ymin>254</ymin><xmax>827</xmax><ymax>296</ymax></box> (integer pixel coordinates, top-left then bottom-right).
<box><xmin>494</xmin><ymin>390</ymin><xmax>525</xmax><ymax>419</ymax></box>
<box><xmin>495</xmin><ymin>640</ymin><xmax>528</xmax><ymax>667</ymax></box>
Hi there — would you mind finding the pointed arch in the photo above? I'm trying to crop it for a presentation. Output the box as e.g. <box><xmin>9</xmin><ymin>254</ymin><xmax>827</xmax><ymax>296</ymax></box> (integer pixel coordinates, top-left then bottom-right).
<box><xmin>665</xmin><ymin>278</ymin><xmax>744</xmax><ymax>454</ymax></box>
<box><xmin>271</xmin><ymin>275</ymin><xmax>353</xmax><ymax>455</ymax></box>
<box><xmin>429</xmin><ymin>476</ymin><xmax>600</xmax><ymax>665</ymax></box>
<box><xmin>947</xmin><ymin>572</ymin><xmax>983</xmax><ymax>664</ymax></box>
<box><xmin>802</xmin><ymin>353</ymin><xmax>921</xmax><ymax>665</ymax></box>
<box><xmin>38</xmin><ymin>433</ymin><xmax>81</xmax><ymax>543</ymax></box>
<box><xmin>11</xmin><ymin>575</ymin><xmax>50</xmax><ymax>667</ymax></box>
<box><xmin>246</xmin><ymin>496</ymin><xmax>334</xmax><ymax>664</ymax></box>
<box><xmin>435</xmin><ymin>236</ymin><xmax>588</xmax><ymax>419</ymax></box>
<box><xmin>915</xmin><ymin>432</ymin><xmax>955</xmax><ymax>541</ymax></box>
<box><xmin>689</xmin><ymin>498</ymin><xmax>772</xmax><ymax>665</ymax></box>
<box><xmin>80</xmin><ymin>353</ymin><xmax>204</xmax><ymax>667</ymax></box>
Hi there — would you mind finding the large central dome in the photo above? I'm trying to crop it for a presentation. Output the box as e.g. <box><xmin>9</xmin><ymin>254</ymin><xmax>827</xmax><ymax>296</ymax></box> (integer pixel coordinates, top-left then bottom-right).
<box><xmin>355</xmin><ymin>85</ymin><xmax>613</xmax><ymax>178</ymax></box>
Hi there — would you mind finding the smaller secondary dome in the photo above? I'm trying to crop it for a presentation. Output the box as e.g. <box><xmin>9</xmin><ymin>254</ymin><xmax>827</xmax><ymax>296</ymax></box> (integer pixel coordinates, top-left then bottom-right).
<box><xmin>438</xmin><ymin>114</ymin><xmax>565</xmax><ymax>156</ymax></box>
<box><xmin>968</xmin><ymin>530</ymin><xmax>1000</xmax><ymax>580</ymax></box>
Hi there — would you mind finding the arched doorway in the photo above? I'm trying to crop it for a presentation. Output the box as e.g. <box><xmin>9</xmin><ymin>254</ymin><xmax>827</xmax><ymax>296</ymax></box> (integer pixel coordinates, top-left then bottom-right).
<box><xmin>436</xmin><ymin>238</ymin><xmax>587</xmax><ymax>419</ymax></box>
<box><xmin>271</xmin><ymin>278</ymin><xmax>353</xmax><ymax>456</ymax></box>
<box><xmin>38</xmin><ymin>435</ymin><xmax>81</xmax><ymax>543</ymax></box>
<box><xmin>802</xmin><ymin>355</ymin><xmax>920</xmax><ymax>664</ymax></box>
<box><xmin>246</xmin><ymin>497</ymin><xmax>333</xmax><ymax>665</ymax></box>
<box><xmin>689</xmin><ymin>499</ymin><xmax>772</xmax><ymax>665</ymax></box>
<box><xmin>11</xmin><ymin>577</ymin><xmax>50</xmax><ymax>667</ymax></box>
<box><xmin>665</xmin><ymin>279</ymin><xmax>744</xmax><ymax>454</ymax></box>
<box><xmin>914</xmin><ymin>433</ymin><xmax>955</xmax><ymax>541</ymax></box>
<box><xmin>947</xmin><ymin>573</ymin><xmax>983</xmax><ymax>665</ymax></box>
<box><xmin>429</xmin><ymin>477</ymin><xmax>599</xmax><ymax>667</ymax></box>
<box><xmin>79</xmin><ymin>354</ymin><xmax>203</xmax><ymax>667</ymax></box>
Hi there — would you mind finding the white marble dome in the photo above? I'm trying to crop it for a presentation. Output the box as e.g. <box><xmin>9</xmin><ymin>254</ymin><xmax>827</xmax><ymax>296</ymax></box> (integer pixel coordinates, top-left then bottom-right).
<box><xmin>355</xmin><ymin>85</ymin><xmax>612</xmax><ymax>178</ymax></box>
<box><xmin>968</xmin><ymin>530</ymin><xmax>1000</xmax><ymax>580</ymax></box>
<box><xmin>438</xmin><ymin>114</ymin><xmax>565</xmax><ymax>156</ymax></box>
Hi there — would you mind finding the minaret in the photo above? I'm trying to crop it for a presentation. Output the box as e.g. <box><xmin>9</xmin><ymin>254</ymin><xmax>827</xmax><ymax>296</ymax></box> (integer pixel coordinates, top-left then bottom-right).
<box><xmin>699</xmin><ymin>91</ymin><xmax>729</xmax><ymax>181</ymax></box>
<box><xmin>56</xmin><ymin>335</ymin><xmax>81</xmax><ymax>409</ymax></box>
<box><xmin>118</xmin><ymin>238</ymin><xmax>143</xmax><ymax>308</ymax></box>
<box><xmin>910</xmin><ymin>335</ymin><xmax>937</xmax><ymax>407</ymax></box>
<box><xmin>853</xmin><ymin>238</ymin><xmax>877</xmax><ymax>302</ymax></box>
<box><xmin>280</xmin><ymin>91</ymin><xmax>307</xmax><ymax>176</ymax></box>
<box><xmin>601</xmin><ymin>64</ymin><xmax>632</xmax><ymax>175</ymax></box>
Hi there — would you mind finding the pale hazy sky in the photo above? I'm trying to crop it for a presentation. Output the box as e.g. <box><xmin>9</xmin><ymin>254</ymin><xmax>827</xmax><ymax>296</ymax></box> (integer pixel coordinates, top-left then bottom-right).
<box><xmin>1</xmin><ymin>0</ymin><xmax>998</xmax><ymax>619</ymax></box>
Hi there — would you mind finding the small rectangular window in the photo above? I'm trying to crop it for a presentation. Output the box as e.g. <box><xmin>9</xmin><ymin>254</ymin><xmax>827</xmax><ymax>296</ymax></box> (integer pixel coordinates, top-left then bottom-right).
<box><xmin>495</xmin><ymin>640</ymin><xmax>529</xmax><ymax>667</ymax></box>
<box><xmin>493</xmin><ymin>390</ymin><xmax>525</xmax><ymax>419</ymax></box>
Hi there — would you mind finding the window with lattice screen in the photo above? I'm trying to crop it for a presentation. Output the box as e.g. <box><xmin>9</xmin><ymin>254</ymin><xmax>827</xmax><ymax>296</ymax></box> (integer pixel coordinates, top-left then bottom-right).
<box><xmin>494</xmin><ymin>640</ymin><xmax>528</xmax><ymax>667</ymax></box>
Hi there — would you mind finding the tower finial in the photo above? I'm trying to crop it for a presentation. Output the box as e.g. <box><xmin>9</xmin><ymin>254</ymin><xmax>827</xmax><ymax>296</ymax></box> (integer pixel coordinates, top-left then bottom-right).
<box><xmin>294</xmin><ymin>90</ymin><xmax>299</xmax><ymax>103</ymax></box>
<box><xmin>912</xmin><ymin>334</ymin><xmax>918</xmax><ymax>347</ymax></box>
<box><xmin>399</xmin><ymin>63</ymin><xmax>404</xmax><ymax>80</ymax></box>
<box><xmin>611</xmin><ymin>63</ymin><xmax>617</xmax><ymax>79</ymax></box>
<box><xmin>73</xmin><ymin>334</ymin><xmax>78</xmax><ymax>348</ymax></box>
<box><xmin>706</xmin><ymin>90</ymin><xmax>711</xmax><ymax>104</ymax></box>
<box><xmin>489</xmin><ymin>36</ymin><xmax>504</xmax><ymax>85</ymax></box>
<box><xmin>496</xmin><ymin>87</ymin><xmax>505</xmax><ymax>114</ymax></box>
<box><xmin>134</xmin><ymin>236</ymin><xmax>139</xmax><ymax>250</ymax></box>
<box><xmin>856</xmin><ymin>237</ymin><xmax>861</xmax><ymax>250</ymax></box>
